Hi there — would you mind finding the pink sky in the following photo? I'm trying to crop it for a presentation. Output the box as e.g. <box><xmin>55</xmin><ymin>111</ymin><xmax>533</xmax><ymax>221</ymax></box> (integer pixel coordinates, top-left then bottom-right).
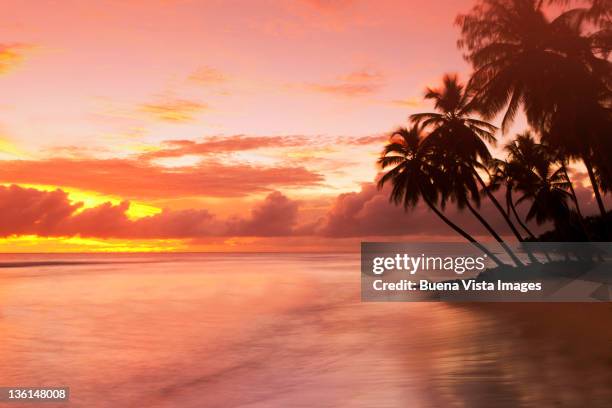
<box><xmin>0</xmin><ymin>0</ymin><xmax>600</xmax><ymax>252</ymax></box>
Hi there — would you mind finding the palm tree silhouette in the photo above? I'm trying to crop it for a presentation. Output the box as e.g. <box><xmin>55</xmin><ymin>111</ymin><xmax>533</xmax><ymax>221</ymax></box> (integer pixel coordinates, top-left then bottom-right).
<box><xmin>490</xmin><ymin>158</ymin><xmax>536</xmax><ymax>241</ymax></box>
<box><xmin>540</xmin><ymin>139</ymin><xmax>587</xmax><ymax>222</ymax></box>
<box><xmin>496</xmin><ymin>132</ymin><xmax>545</xmax><ymax>240</ymax></box>
<box><xmin>378</xmin><ymin>126</ymin><xmax>505</xmax><ymax>266</ymax></box>
<box><xmin>514</xmin><ymin>159</ymin><xmax>573</xmax><ymax>236</ymax></box>
<box><xmin>432</xmin><ymin>147</ymin><xmax>525</xmax><ymax>266</ymax></box>
<box><xmin>457</xmin><ymin>0</ymin><xmax>611</xmax><ymax>218</ymax></box>
<box><xmin>410</xmin><ymin>74</ymin><xmax>526</xmax><ymax>246</ymax></box>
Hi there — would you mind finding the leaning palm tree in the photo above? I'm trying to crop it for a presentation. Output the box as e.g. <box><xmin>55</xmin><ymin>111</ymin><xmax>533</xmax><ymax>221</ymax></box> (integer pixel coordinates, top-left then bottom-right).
<box><xmin>410</xmin><ymin>74</ymin><xmax>526</xmax><ymax>244</ymax></box>
<box><xmin>432</xmin><ymin>148</ymin><xmax>526</xmax><ymax>266</ymax></box>
<box><xmin>499</xmin><ymin>132</ymin><xmax>548</xmax><ymax>239</ymax></box>
<box><xmin>489</xmin><ymin>158</ymin><xmax>551</xmax><ymax>261</ymax></box>
<box><xmin>489</xmin><ymin>158</ymin><xmax>538</xmax><ymax>240</ymax></box>
<box><xmin>378</xmin><ymin>126</ymin><xmax>505</xmax><ymax>266</ymax></box>
<box><xmin>457</xmin><ymin>0</ymin><xmax>611</xmax><ymax>218</ymax></box>
<box><xmin>500</xmin><ymin>132</ymin><xmax>590</xmax><ymax>242</ymax></box>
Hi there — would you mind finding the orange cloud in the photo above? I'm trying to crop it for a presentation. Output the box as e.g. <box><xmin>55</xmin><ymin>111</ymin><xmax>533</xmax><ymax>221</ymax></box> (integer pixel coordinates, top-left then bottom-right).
<box><xmin>390</xmin><ymin>97</ymin><xmax>422</xmax><ymax>107</ymax></box>
<box><xmin>308</xmin><ymin>83</ymin><xmax>378</xmax><ymax>97</ymax></box>
<box><xmin>0</xmin><ymin>43</ymin><xmax>31</xmax><ymax>74</ymax></box>
<box><xmin>0</xmin><ymin>158</ymin><xmax>323</xmax><ymax>199</ymax></box>
<box><xmin>144</xmin><ymin>135</ymin><xmax>310</xmax><ymax>159</ymax></box>
<box><xmin>344</xmin><ymin>134</ymin><xmax>386</xmax><ymax>145</ymax></box>
<box><xmin>188</xmin><ymin>66</ymin><xmax>227</xmax><ymax>84</ymax></box>
<box><xmin>139</xmin><ymin>133</ymin><xmax>385</xmax><ymax>161</ymax></box>
<box><xmin>341</xmin><ymin>70</ymin><xmax>383</xmax><ymax>83</ymax></box>
<box><xmin>306</xmin><ymin>69</ymin><xmax>385</xmax><ymax>97</ymax></box>
<box><xmin>141</xmin><ymin>98</ymin><xmax>208</xmax><ymax>122</ymax></box>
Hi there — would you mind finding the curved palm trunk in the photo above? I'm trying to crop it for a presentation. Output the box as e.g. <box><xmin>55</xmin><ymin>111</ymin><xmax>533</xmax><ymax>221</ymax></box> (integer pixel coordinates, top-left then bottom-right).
<box><xmin>505</xmin><ymin>190</ymin><xmax>543</xmax><ymax>263</ymax></box>
<box><xmin>474</xmin><ymin>172</ymin><xmax>525</xmax><ymax>242</ymax></box>
<box><xmin>421</xmin><ymin>194</ymin><xmax>505</xmax><ymax>267</ymax></box>
<box><xmin>509</xmin><ymin>200</ymin><xmax>538</xmax><ymax>240</ymax></box>
<box><xmin>561</xmin><ymin>165</ymin><xmax>585</xmax><ymax>220</ymax></box>
<box><xmin>583</xmin><ymin>155</ymin><xmax>607</xmax><ymax>217</ymax></box>
<box><xmin>507</xmin><ymin>189</ymin><xmax>536</xmax><ymax>239</ymax></box>
<box><xmin>465</xmin><ymin>200</ymin><xmax>524</xmax><ymax>267</ymax></box>
<box><xmin>505</xmin><ymin>186</ymin><xmax>535</xmax><ymax>238</ymax></box>
<box><xmin>562</xmin><ymin>164</ymin><xmax>594</xmax><ymax>241</ymax></box>
<box><xmin>508</xmin><ymin>192</ymin><xmax>551</xmax><ymax>262</ymax></box>
<box><xmin>583</xmin><ymin>154</ymin><xmax>609</xmax><ymax>240</ymax></box>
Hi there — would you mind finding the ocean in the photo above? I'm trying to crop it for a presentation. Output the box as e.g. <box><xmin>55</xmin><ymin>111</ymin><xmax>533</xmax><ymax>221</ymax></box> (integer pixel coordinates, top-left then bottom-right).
<box><xmin>0</xmin><ymin>253</ymin><xmax>610</xmax><ymax>407</ymax></box>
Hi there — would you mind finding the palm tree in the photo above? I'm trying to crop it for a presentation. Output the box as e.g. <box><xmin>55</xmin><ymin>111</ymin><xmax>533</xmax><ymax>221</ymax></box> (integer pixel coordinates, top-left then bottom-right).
<box><xmin>457</xmin><ymin>0</ymin><xmax>611</xmax><ymax>218</ymax></box>
<box><xmin>497</xmin><ymin>132</ymin><xmax>591</xmax><ymax>242</ymax></box>
<box><xmin>500</xmin><ymin>132</ymin><xmax>548</xmax><ymax>240</ymax></box>
<box><xmin>514</xmin><ymin>160</ymin><xmax>573</xmax><ymax>236</ymax></box>
<box><xmin>549</xmin><ymin>0</ymin><xmax>611</xmax><ymax>34</ymax></box>
<box><xmin>542</xmin><ymin>83</ymin><xmax>611</xmax><ymax>218</ymax></box>
<box><xmin>489</xmin><ymin>157</ymin><xmax>555</xmax><ymax>261</ymax></box>
<box><xmin>431</xmin><ymin>147</ymin><xmax>526</xmax><ymax>266</ymax></box>
<box><xmin>378</xmin><ymin>126</ymin><xmax>505</xmax><ymax>266</ymax></box>
<box><xmin>410</xmin><ymin>74</ymin><xmax>527</xmax><ymax>244</ymax></box>
<box><xmin>594</xmin><ymin>134</ymin><xmax>612</xmax><ymax>194</ymax></box>
<box><xmin>490</xmin><ymin>158</ymin><xmax>538</xmax><ymax>240</ymax></box>
<box><xmin>542</xmin><ymin>139</ymin><xmax>587</xmax><ymax>221</ymax></box>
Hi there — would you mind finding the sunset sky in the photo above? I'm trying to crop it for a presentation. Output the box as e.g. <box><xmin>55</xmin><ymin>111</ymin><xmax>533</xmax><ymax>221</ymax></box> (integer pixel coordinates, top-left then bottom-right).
<box><xmin>0</xmin><ymin>0</ymin><xmax>605</xmax><ymax>252</ymax></box>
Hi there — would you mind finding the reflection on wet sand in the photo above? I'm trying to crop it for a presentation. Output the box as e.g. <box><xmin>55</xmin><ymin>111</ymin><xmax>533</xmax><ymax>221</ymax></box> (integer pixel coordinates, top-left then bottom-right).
<box><xmin>0</xmin><ymin>253</ymin><xmax>610</xmax><ymax>407</ymax></box>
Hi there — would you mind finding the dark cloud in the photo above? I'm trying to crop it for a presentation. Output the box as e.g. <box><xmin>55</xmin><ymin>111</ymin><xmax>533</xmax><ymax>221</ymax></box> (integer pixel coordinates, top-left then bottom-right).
<box><xmin>0</xmin><ymin>185</ymin><xmax>300</xmax><ymax>239</ymax></box>
<box><xmin>313</xmin><ymin>181</ymin><xmax>553</xmax><ymax>239</ymax></box>
<box><xmin>2</xmin><ymin>178</ymin><xmax>608</xmax><ymax>241</ymax></box>
<box><xmin>227</xmin><ymin>191</ymin><xmax>299</xmax><ymax>236</ymax></box>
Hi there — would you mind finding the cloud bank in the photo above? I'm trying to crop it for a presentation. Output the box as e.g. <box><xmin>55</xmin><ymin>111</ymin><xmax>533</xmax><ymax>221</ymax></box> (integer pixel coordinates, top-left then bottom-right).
<box><xmin>0</xmin><ymin>159</ymin><xmax>323</xmax><ymax>199</ymax></box>
<box><xmin>1</xmin><ymin>176</ymin><xmax>607</xmax><ymax>241</ymax></box>
<box><xmin>0</xmin><ymin>185</ymin><xmax>299</xmax><ymax>239</ymax></box>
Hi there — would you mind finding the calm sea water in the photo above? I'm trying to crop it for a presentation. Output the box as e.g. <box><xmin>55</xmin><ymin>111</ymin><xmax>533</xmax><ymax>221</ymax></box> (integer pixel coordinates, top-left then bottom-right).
<box><xmin>0</xmin><ymin>253</ymin><xmax>610</xmax><ymax>407</ymax></box>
